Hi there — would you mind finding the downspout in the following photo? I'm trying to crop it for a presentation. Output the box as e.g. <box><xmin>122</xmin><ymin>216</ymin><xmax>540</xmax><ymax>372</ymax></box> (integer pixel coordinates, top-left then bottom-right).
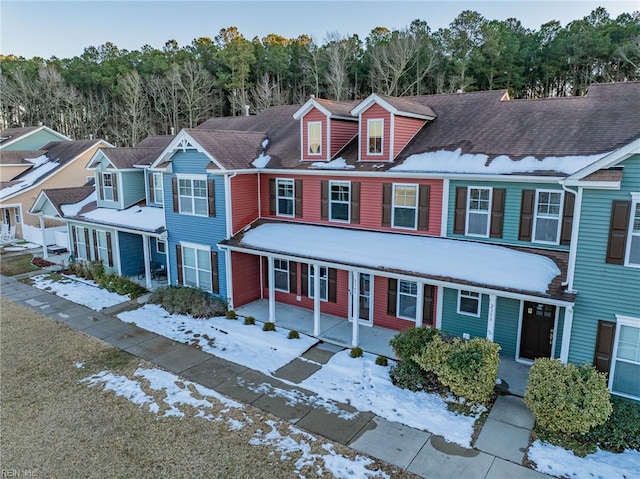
<box><xmin>560</xmin><ymin>180</ymin><xmax>582</xmax><ymax>293</ymax></box>
<box><xmin>224</xmin><ymin>172</ymin><xmax>237</xmax><ymax>309</ymax></box>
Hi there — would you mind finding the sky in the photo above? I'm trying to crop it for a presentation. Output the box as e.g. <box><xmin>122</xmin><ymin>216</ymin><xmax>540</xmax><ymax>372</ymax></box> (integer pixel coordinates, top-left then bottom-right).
<box><xmin>1</xmin><ymin>0</ymin><xmax>638</xmax><ymax>59</ymax></box>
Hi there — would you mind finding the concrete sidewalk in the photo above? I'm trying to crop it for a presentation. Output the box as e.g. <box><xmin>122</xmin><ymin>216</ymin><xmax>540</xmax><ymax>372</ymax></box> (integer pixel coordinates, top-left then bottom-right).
<box><xmin>1</xmin><ymin>273</ymin><xmax>550</xmax><ymax>479</ymax></box>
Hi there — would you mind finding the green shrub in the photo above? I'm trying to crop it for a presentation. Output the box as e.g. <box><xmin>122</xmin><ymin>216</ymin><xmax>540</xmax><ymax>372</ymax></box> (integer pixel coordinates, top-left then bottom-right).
<box><xmin>390</xmin><ymin>360</ymin><xmax>428</xmax><ymax>391</ymax></box>
<box><xmin>149</xmin><ymin>286</ymin><xmax>227</xmax><ymax>318</ymax></box>
<box><xmin>86</xmin><ymin>260</ymin><xmax>105</xmax><ymax>281</ymax></box>
<box><xmin>414</xmin><ymin>336</ymin><xmax>500</xmax><ymax>405</ymax></box>
<box><xmin>262</xmin><ymin>322</ymin><xmax>276</xmax><ymax>331</ymax></box>
<box><xmin>389</xmin><ymin>327</ymin><xmax>440</xmax><ymax>362</ymax></box>
<box><xmin>375</xmin><ymin>355</ymin><xmax>388</xmax><ymax>367</ymax></box>
<box><xmin>288</xmin><ymin>330</ymin><xmax>300</xmax><ymax>339</ymax></box>
<box><xmin>244</xmin><ymin>316</ymin><xmax>256</xmax><ymax>325</ymax></box>
<box><xmin>226</xmin><ymin>310</ymin><xmax>238</xmax><ymax>320</ymax></box>
<box><xmin>350</xmin><ymin>347</ymin><xmax>363</xmax><ymax>358</ymax></box>
<box><xmin>524</xmin><ymin>358</ymin><xmax>612</xmax><ymax>435</ymax></box>
<box><xmin>100</xmin><ymin>272</ymin><xmax>146</xmax><ymax>299</ymax></box>
<box><xmin>578</xmin><ymin>396</ymin><xmax>640</xmax><ymax>452</ymax></box>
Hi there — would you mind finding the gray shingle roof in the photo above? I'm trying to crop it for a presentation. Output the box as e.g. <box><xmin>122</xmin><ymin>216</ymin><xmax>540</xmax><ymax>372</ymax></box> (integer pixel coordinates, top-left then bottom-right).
<box><xmin>0</xmin><ymin>150</ymin><xmax>46</xmax><ymax>165</ymax></box>
<box><xmin>98</xmin><ymin>147</ymin><xmax>164</xmax><ymax>169</ymax></box>
<box><xmin>185</xmin><ymin>129</ymin><xmax>266</xmax><ymax>169</ymax></box>
<box><xmin>37</xmin><ymin>185</ymin><xmax>95</xmax><ymax>216</ymax></box>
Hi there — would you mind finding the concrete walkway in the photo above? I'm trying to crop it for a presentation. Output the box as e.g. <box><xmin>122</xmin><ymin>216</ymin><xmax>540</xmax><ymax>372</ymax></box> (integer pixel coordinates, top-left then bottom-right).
<box><xmin>0</xmin><ymin>272</ymin><xmax>550</xmax><ymax>479</ymax></box>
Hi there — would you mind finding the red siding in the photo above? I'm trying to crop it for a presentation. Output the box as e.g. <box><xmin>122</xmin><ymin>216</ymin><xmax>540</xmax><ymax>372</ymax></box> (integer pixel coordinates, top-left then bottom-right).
<box><xmin>393</xmin><ymin>116</ymin><xmax>426</xmax><ymax>158</ymax></box>
<box><xmin>232</xmin><ymin>252</ymin><xmax>261</xmax><ymax>307</ymax></box>
<box><xmin>260</xmin><ymin>174</ymin><xmax>443</xmax><ymax>236</ymax></box>
<box><xmin>330</xmin><ymin>119</ymin><xmax>358</xmax><ymax>157</ymax></box>
<box><xmin>372</xmin><ymin>277</ymin><xmax>438</xmax><ymax>331</ymax></box>
<box><xmin>302</xmin><ymin>109</ymin><xmax>328</xmax><ymax>161</ymax></box>
<box><xmin>231</xmin><ymin>174</ymin><xmax>260</xmax><ymax>234</ymax></box>
<box><xmin>359</xmin><ymin>104</ymin><xmax>392</xmax><ymax>161</ymax></box>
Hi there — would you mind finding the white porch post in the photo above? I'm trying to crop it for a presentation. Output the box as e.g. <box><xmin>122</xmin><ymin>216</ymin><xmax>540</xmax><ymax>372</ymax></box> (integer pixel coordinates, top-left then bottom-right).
<box><xmin>486</xmin><ymin>294</ymin><xmax>497</xmax><ymax>341</ymax></box>
<box><xmin>38</xmin><ymin>215</ymin><xmax>48</xmax><ymax>259</ymax></box>
<box><xmin>142</xmin><ymin>234</ymin><xmax>152</xmax><ymax>290</ymax></box>
<box><xmin>313</xmin><ymin>263</ymin><xmax>321</xmax><ymax>336</ymax></box>
<box><xmin>351</xmin><ymin>271</ymin><xmax>360</xmax><ymax>347</ymax></box>
<box><xmin>559</xmin><ymin>305</ymin><xmax>574</xmax><ymax>364</ymax></box>
<box><xmin>435</xmin><ymin>286</ymin><xmax>444</xmax><ymax>330</ymax></box>
<box><xmin>268</xmin><ymin>256</ymin><xmax>276</xmax><ymax>323</ymax></box>
<box><xmin>415</xmin><ymin>283</ymin><xmax>424</xmax><ymax>328</ymax></box>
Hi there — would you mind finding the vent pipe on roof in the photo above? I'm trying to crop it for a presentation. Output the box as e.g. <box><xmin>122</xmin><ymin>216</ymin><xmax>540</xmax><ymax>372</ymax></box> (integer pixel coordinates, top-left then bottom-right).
<box><xmin>456</xmin><ymin>88</ymin><xmax>463</xmax><ymax>94</ymax></box>
<box><xmin>310</xmin><ymin>94</ymin><xmax>315</xmax><ymax>99</ymax></box>
<box><xmin>243</xmin><ymin>105</ymin><xmax>250</xmax><ymax>116</ymax></box>
<box><xmin>170</xmin><ymin>127</ymin><xmax>175</xmax><ymax>135</ymax></box>
<box><xmin>89</xmin><ymin>133</ymin><xmax>93</xmax><ymax>140</ymax></box>
<box><xmin>38</xmin><ymin>121</ymin><xmax>43</xmax><ymax>126</ymax></box>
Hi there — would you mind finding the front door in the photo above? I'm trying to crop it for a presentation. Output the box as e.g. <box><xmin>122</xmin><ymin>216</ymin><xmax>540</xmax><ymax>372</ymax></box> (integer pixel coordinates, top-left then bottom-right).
<box><xmin>358</xmin><ymin>273</ymin><xmax>372</xmax><ymax>325</ymax></box>
<box><xmin>519</xmin><ymin>302</ymin><xmax>555</xmax><ymax>360</ymax></box>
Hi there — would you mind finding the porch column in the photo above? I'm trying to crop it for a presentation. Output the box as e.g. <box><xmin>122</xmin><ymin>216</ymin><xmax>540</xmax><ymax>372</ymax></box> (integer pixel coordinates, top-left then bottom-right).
<box><xmin>313</xmin><ymin>263</ymin><xmax>321</xmax><ymax>336</ymax></box>
<box><xmin>415</xmin><ymin>283</ymin><xmax>424</xmax><ymax>328</ymax></box>
<box><xmin>142</xmin><ymin>234</ymin><xmax>152</xmax><ymax>290</ymax></box>
<box><xmin>38</xmin><ymin>214</ymin><xmax>48</xmax><ymax>259</ymax></box>
<box><xmin>268</xmin><ymin>256</ymin><xmax>276</xmax><ymax>323</ymax></box>
<box><xmin>351</xmin><ymin>271</ymin><xmax>360</xmax><ymax>347</ymax></box>
<box><xmin>559</xmin><ymin>305</ymin><xmax>574</xmax><ymax>364</ymax></box>
<box><xmin>486</xmin><ymin>294</ymin><xmax>497</xmax><ymax>341</ymax></box>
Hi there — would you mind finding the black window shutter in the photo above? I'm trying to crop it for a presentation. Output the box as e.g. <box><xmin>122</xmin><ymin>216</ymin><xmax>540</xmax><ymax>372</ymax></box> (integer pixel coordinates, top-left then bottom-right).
<box><xmin>106</xmin><ymin>232</ymin><xmax>113</xmax><ymax>267</ymax></box>
<box><xmin>172</xmin><ymin>177</ymin><xmax>179</xmax><ymax>212</ymax></box>
<box><xmin>328</xmin><ymin>268</ymin><xmax>337</xmax><ymax>303</ymax></box>
<box><xmin>560</xmin><ymin>192</ymin><xmax>575</xmax><ymax>245</ymax></box>
<box><xmin>387</xmin><ymin>278</ymin><xmax>397</xmax><ymax>316</ymax></box>
<box><xmin>606</xmin><ymin>200</ymin><xmax>631</xmax><ymax>264</ymax></box>
<box><xmin>148</xmin><ymin>173</ymin><xmax>155</xmax><ymax>203</ymax></box>
<box><xmin>71</xmin><ymin>226</ymin><xmax>78</xmax><ymax>258</ymax></box>
<box><xmin>295</xmin><ymin>180</ymin><xmax>303</xmax><ymax>217</ymax></box>
<box><xmin>301</xmin><ymin>264</ymin><xmax>309</xmax><ymax>296</ymax></box>
<box><xmin>84</xmin><ymin>228</ymin><xmax>91</xmax><ymax>259</ymax></box>
<box><xmin>92</xmin><ymin>230</ymin><xmax>98</xmax><ymax>261</ymax></box>
<box><xmin>208</xmin><ymin>179</ymin><xmax>216</xmax><ymax>217</ymax></box>
<box><xmin>518</xmin><ymin>190</ymin><xmax>535</xmax><ymax>241</ymax></box>
<box><xmin>454</xmin><ymin>187</ymin><xmax>467</xmax><ymax>234</ymax></box>
<box><xmin>351</xmin><ymin>182</ymin><xmax>361</xmax><ymax>224</ymax></box>
<box><xmin>211</xmin><ymin>251</ymin><xmax>219</xmax><ymax>293</ymax></box>
<box><xmin>418</xmin><ymin>185</ymin><xmax>430</xmax><ymax>231</ymax></box>
<box><xmin>97</xmin><ymin>174</ymin><xmax>104</xmax><ymax>201</ymax></box>
<box><xmin>289</xmin><ymin>261</ymin><xmax>297</xmax><ymax>294</ymax></box>
<box><xmin>423</xmin><ymin>285</ymin><xmax>434</xmax><ymax>326</ymax></box>
<box><xmin>269</xmin><ymin>179</ymin><xmax>276</xmax><ymax>214</ymax></box>
<box><xmin>112</xmin><ymin>174</ymin><xmax>118</xmax><ymax>202</ymax></box>
<box><xmin>382</xmin><ymin>183</ymin><xmax>392</xmax><ymax>227</ymax></box>
<box><xmin>593</xmin><ymin>320</ymin><xmax>616</xmax><ymax>374</ymax></box>
<box><xmin>490</xmin><ymin>188</ymin><xmax>506</xmax><ymax>238</ymax></box>
<box><xmin>320</xmin><ymin>180</ymin><xmax>329</xmax><ymax>220</ymax></box>
<box><xmin>176</xmin><ymin>245</ymin><xmax>183</xmax><ymax>285</ymax></box>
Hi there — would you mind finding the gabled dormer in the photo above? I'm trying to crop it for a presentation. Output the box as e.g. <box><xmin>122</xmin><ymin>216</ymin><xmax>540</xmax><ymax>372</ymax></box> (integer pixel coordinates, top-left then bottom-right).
<box><xmin>293</xmin><ymin>97</ymin><xmax>358</xmax><ymax>162</ymax></box>
<box><xmin>350</xmin><ymin>94</ymin><xmax>436</xmax><ymax>162</ymax></box>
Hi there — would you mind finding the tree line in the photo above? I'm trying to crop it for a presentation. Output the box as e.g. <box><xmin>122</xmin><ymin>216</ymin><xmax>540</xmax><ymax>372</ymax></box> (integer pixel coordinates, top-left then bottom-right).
<box><xmin>1</xmin><ymin>7</ymin><xmax>638</xmax><ymax>146</ymax></box>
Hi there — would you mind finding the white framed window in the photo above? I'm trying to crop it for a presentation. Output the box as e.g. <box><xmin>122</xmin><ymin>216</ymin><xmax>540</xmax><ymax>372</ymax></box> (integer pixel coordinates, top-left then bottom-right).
<box><xmin>274</xmin><ymin>258</ymin><xmax>289</xmax><ymax>292</ymax></box>
<box><xmin>102</xmin><ymin>172</ymin><xmax>114</xmax><ymax>201</ymax></box>
<box><xmin>397</xmin><ymin>280</ymin><xmax>418</xmax><ymax>320</ymax></box>
<box><xmin>156</xmin><ymin>238</ymin><xmax>166</xmax><ymax>254</ymax></box>
<box><xmin>330</xmin><ymin>181</ymin><xmax>350</xmax><ymax>222</ymax></box>
<box><xmin>14</xmin><ymin>206</ymin><xmax>20</xmax><ymax>224</ymax></box>
<box><xmin>309</xmin><ymin>266</ymin><xmax>328</xmax><ymax>301</ymax></box>
<box><xmin>178</xmin><ymin>176</ymin><xmax>208</xmax><ymax>216</ymax></box>
<box><xmin>466</xmin><ymin>187</ymin><xmax>491</xmax><ymax>237</ymax></box>
<box><xmin>367</xmin><ymin>119</ymin><xmax>383</xmax><ymax>155</ymax></box>
<box><xmin>276</xmin><ymin>179</ymin><xmax>294</xmax><ymax>217</ymax></box>
<box><xmin>182</xmin><ymin>244</ymin><xmax>212</xmax><ymax>292</ymax></box>
<box><xmin>458</xmin><ymin>290</ymin><xmax>481</xmax><ymax>317</ymax></box>
<box><xmin>533</xmin><ymin>190</ymin><xmax>563</xmax><ymax>244</ymax></box>
<box><xmin>392</xmin><ymin>184</ymin><xmax>418</xmax><ymax>229</ymax></box>
<box><xmin>308</xmin><ymin>121</ymin><xmax>322</xmax><ymax>155</ymax></box>
<box><xmin>624</xmin><ymin>195</ymin><xmax>640</xmax><ymax>267</ymax></box>
<box><xmin>76</xmin><ymin>226</ymin><xmax>88</xmax><ymax>260</ymax></box>
<box><xmin>96</xmin><ymin>230</ymin><xmax>108</xmax><ymax>263</ymax></box>
<box><xmin>152</xmin><ymin>172</ymin><xmax>163</xmax><ymax>205</ymax></box>
<box><xmin>610</xmin><ymin>316</ymin><xmax>640</xmax><ymax>400</ymax></box>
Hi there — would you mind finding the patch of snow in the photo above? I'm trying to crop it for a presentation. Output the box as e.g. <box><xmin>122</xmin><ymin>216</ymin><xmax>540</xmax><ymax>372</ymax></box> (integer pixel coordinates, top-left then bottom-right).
<box><xmin>527</xmin><ymin>440</ymin><xmax>640</xmax><ymax>479</ymax></box>
<box><xmin>0</xmin><ymin>156</ymin><xmax>59</xmax><ymax>199</ymax></box>
<box><xmin>80</xmin><ymin>204</ymin><xmax>165</xmax><ymax>232</ymax></box>
<box><xmin>310</xmin><ymin>157</ymin><xmax>355</xmax><ymax>169</ymax></box>
<box><xmin>391</xmin><ymin>148</ymin><xmax>607</xmax><ymax>175</ymax></box>
<box><xmin>25</xmin><ymin>154</ymin><xmax>51</xmax><ymax>167</ymax></box>
<box><xmin>61</xmin><ymin>190</ymin><xmax>97</xmax><ymax>216</ymax></box>
<box><xmin>30</xmin><ymin>273</ymin><xmax>129</xmax><ymax>310</ymax></box>
<box><xmin>81</xmin><ymin>370</ymin><xmax>159</xmax><ymax>413</ymax></box>
<box><xmin>240</xmin><ymin>223</ymin><xmax>560</xmax><ymax>294</ymax></box>
<box><xmin>2</xmin><ymin>241</ymin><xmax>41</xmax><ymax>251</ymax></box>
<box><xmin>74</xmin><ymin>361</ymin><xmax>85</xmax><ymax>369</ymax></box>
<box><xmin>261</xmin><ymin>138</ymin><xmax>269</xmax><ymax>148</ymax></box>
<box><xmin>252</xmin><ymin>153</ymin><xmax>271</xmax><ymax>168</ymax></box>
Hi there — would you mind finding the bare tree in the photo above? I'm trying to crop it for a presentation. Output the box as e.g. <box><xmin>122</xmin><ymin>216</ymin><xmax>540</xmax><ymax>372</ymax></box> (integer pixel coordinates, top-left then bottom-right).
<box><xmin>251</xmin><ymin>72</ymin><xmax>290</xmax><ymax>112</ymax></box>
<box><xmin>115</xmin><ymin>71</ymin><xmax>150</xmax><ymax>146</ymax></box>
<box><xmin>178</xmin><ymin>61</ymin><xmax>215</xmax><ymax>128</ymax></box>
<box><xmin>145</xmin><ymin>66</ymin><xmax>181</xmax><ymax>134</ymax></box>
<box><xmin>323</xmin><ymin>32</ymin><xmax>352</xmax><ymax>101</ymax></box>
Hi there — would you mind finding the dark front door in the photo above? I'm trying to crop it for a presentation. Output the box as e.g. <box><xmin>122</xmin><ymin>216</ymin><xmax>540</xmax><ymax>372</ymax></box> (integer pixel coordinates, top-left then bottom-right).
<box><xmin>519</xmin><ymin>302</ymin><xmax>555</xmax><ymax>360</ymax></box>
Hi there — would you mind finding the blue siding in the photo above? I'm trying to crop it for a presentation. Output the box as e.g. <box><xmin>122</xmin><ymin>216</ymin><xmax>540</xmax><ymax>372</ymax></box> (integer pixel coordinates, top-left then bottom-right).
<box><xmin>441</xmin><ymin>288</ymin><xmax>489</xmax><ymax>339</ymax></box>
<box><xmin>447</xmin><ymin>180</ymin><xmax>569</xmax><ymax>252</ymax></box>
<box><xmin>121</xmin><ymin>170</ymin><xmax>145</xmax><ymax>208</ymax></box>
<box><xmin>66</xmin><ymin>221</ymin><xmax>119</xmax><ymax>274</ymax></box>
<box><xmin>493</xmin><ymin>297</ymin><xmax>521</xmax><ymax>358</ymax></box>
<box><xmin>2</xmin><ymin>130</ymin><xmax>64</xmax><ymax>151</ymax></box>
<box><xmin>151</xmin><ymin>237</ymin><xmax>167</xmax><ymax>267</ymax></box>
<box><xmin>118</xmin><ymin>232</ymin><xmax>144</xmax><ymax>276</ymax></box>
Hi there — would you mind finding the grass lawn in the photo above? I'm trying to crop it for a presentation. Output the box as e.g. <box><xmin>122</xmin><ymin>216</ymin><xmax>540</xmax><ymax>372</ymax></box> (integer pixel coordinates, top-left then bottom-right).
<box><xmin>0</xmin><ymin>253</ymin><xmax>39</xmax><ymax>276</ymax></box>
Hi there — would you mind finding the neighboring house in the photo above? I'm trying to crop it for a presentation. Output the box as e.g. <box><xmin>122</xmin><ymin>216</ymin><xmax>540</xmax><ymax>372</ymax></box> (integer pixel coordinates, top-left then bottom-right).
<box><xmin>0</xmin><ymin>139</ymin><xmax>109</xmax><ymax>244</ymax></box>
<box><xmin>0</xmin><ymin>125</ymin><xmax>71</xmax><ymax>151</ymax></box>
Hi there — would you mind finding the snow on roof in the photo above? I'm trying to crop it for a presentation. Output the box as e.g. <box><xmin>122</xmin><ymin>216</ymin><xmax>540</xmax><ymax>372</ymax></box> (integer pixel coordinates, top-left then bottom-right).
<box><xmin>238</xmin><ymin>223</ymin><xmax>560</xmax><ymax>294</ymax></box>
<box><xmin>61</xmin><ymin>191</ymin><xmax>97</xmax><ymax>217</ymax></box>
<box><xmin>310</xmin><ymin>157</ymin><xmax>355</xmax><ymax>170</ymax></box>
<box><xmin>0</xmin><ymin>155</ymin><xmax>58</xmax><ymax>199</ymax></box>
<box><xmin>390</xmin><ymin>148</ymin><xmax>608</xmax><ymax>175</ymax></box>
<box><xmin>79</xmin><ymin>204</ymin><xmax>165</xmax><ymax>232</ymax></box>
<box><xmin>252</xmin><ymin>153</ymin><xmax>271</xmax><ymax>168</ymax></box>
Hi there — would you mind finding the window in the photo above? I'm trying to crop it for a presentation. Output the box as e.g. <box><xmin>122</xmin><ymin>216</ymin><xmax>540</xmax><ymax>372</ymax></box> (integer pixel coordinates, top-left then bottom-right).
<box><xmin>156</xmin><ymin>238</ymin><xmax>166</xmax><ymax>254</ymax></box>
<box><xmin>533</xmin><ymin>190</ymin><xmax>563</xmax><ymax>244</ymax></box>
<box><xmin>102</xmin><ymin>173</ymin><xmax>114</xmax><ymax>201</ymax></box>
<box><xmin>308</xmin><ymin>121</ymin><xmax>322</xmax><ymax>155</ymax></box>
<box><xmin>76</xmin><ymin>227</ymin><xmax>88</xmax><ymax>260</ymax></box>
<box><xmin>625</xmin><ymin>198</ymin><xmax>640</xmax><ymax>267</ymax></box>
<box><xmin>610</xmin><ymin>316</ymin><xmax>640</xmax><ymax>400</ymax></box>
<box><xmin>276</xmin><ymin>179</ymin><xmax>294</xmax><ymax>217</ymax></box>
<box><xmin>367</xmin><ymin>119</ymin><xmax>383</xmax><ymax>155</ymax></box>
<box><xmin>153</xmin><ymin>172</ymin><xmax>163</xmax><ymax>205</ymax></box>
<box><xmin>330</xmin><ymin>181</ymin><xmax>350</xmax><ymax>222</ymax></box>
<box><xmin>95</xmin><ymin>231</ymin><xmax>108</xmax><ymax>263</ymax></box>
<box><xmin>466</xmin><ymin>187</ymin><xmax>491</xmax><ymax>237</ymax></box>
<box><xmin>14</xmin><ymin>206</ymin><xmax>20</xmax><ymax>224</ymax></box>
<box><xmin>393</xmin><ymin>184</ymin><xmax>418</xmax><ymax>229</ymax></box>
<box><xmin>182</xmin><ymin>245</ymin><xmax>212</xmax><ymax>291</ymax></box>
<box><xmin>274</xmin><ymin>259</ymin><xmax>289</xmax><ymax>292</ymax></box>
<box><xmin>179</xmin><ymin>177</ymin><xmax>208</xmax><ymax>216</ymax></box>
<box><xmin>397</xmin><ymin>280</ymin><xmax>418</xmax><ymax>320</ymax></box>
<box><xmin>308</xmin><ymin>266</ymin><xmax>328</xmax><ymax>301</ymax></box>
<box><xmin>458</xmin><ymin>290</ymin><xmax>481</xmax><ymax>317</ymax></box>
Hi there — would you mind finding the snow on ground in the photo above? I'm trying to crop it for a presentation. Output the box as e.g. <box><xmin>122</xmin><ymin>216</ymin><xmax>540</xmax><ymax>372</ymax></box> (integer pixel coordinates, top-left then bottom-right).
<box><xmin>30</xmin><ymin>273</ymin><xmax>129</xmax><ymax>310</ymax></box>
<box><xmin>1</xmin><ymin>242</ymin><xmax>41</xmax><ymax>251</ymax></box>
<box><xmin>527</xmin><ymin>440</ymin><xmax>640</xmax><ymax>479</ymax></box>
<box><xmin>118</xmin><ymin>304</ymin><xmax>318</xmax><ymax>375</ymax></box>
<box><xmin>83</xmin><ymin>366</ymin><xmax>389</xmax><ymax>479</ymax></box>
<box><xmin>299</xmin><ymin>350</ymin><xmax>480</xmax><ymax>447</ymax></box>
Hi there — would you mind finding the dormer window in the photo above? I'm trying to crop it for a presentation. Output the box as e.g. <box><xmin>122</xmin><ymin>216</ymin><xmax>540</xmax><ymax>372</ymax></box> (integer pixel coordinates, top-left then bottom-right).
<box><xmin>101</xmin><ymin>173</ymin><xmax>114</xmax><ymax>201</ymax></box>
<box><xmin>367</xmin><ymin>119</ymin><xmax>383</xmax><ymax>155</ymax></box>
<box><xmin>308</xmin><ymin>121</ymin><xmax>322</xmax><ymax>155</ymax></box>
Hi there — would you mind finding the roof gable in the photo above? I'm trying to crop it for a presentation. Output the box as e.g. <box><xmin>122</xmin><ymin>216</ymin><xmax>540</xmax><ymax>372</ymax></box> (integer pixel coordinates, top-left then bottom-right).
<box><xmin>0</xmin><ymin>125</ymin><xmax>71</xmax><ymax>150</ymax></box>
<box><xmin>351</xmin><ymin>93</ymin><xmax>437</xmax><ymax>120</ymax></box>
